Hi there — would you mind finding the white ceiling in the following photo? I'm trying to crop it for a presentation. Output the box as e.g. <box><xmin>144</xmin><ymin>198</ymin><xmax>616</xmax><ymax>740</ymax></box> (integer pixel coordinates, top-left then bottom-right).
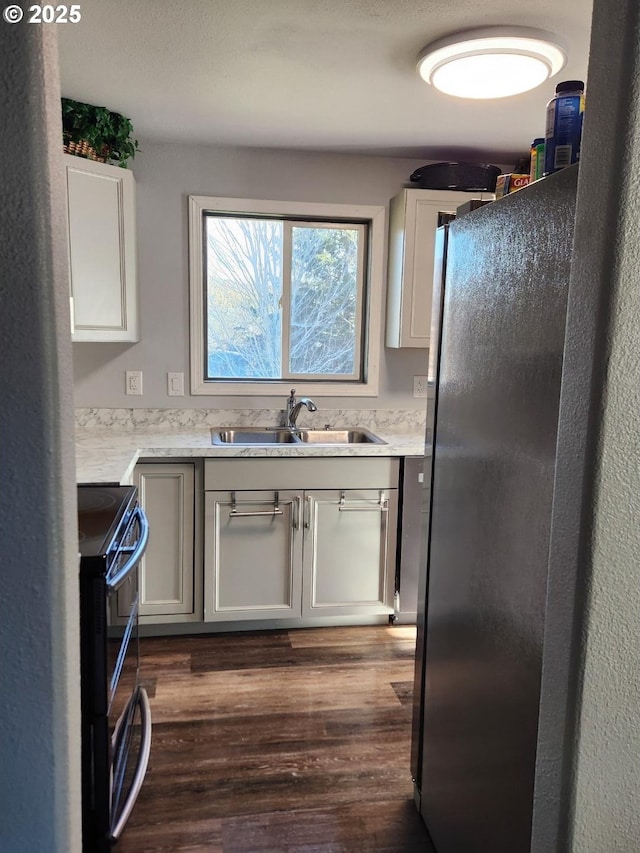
<box><xmin>58</xmin><ymin>0</ymin><xmax>593</xmax><ymax>165</ymax></box>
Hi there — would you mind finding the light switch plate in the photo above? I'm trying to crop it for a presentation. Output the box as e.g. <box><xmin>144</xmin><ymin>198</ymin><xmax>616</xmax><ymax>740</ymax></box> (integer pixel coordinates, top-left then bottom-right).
<box><xmin>167</xmin><ymin>372</ymin><xmax>184</xmax><ymax>396</ymax></box>
<box><xmin>413</xmin><ymin>375</ymin><xmax>428</xmax><ymax>398</ymax></box>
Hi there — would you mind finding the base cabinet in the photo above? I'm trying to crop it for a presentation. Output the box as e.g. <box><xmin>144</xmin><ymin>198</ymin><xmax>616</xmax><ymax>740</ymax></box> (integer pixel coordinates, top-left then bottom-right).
<box><xmin>204</xmin><ymin>490</ymin><xmax>302</xmax><ymax>621</ymax></box>
<box><xmin>117</xmin><ymin>462</ymin><xmax>199</xmax><ymax>624</ymax></box>
<box><xmin>303</xmin><ymin>489</ymin><xmax>393</xmax><ymax>617</ymax></box>
<box><xmin>204</xmin><ymin>459</ymin><xmax>398</xmax><ymax>626</ymax></box>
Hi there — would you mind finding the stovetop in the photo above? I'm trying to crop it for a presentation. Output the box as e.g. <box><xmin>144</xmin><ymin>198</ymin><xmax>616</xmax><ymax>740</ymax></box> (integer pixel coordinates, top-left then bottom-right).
<box><xmin>77</xmin><ymin>484</ymin><xmax>138</xmax><ymax>561</ymax></box>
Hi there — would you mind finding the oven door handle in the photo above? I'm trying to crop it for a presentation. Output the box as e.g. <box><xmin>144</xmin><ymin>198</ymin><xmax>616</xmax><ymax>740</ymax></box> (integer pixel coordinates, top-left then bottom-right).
<box><xmin>110</xmin><ymin>686</ymin><xmax>152</xmax><ymax>841</ymax></box>
<box><xmin>107</xmin><ymin>507</ymin><xmax>149</xmax><ymax>590</ymax></box>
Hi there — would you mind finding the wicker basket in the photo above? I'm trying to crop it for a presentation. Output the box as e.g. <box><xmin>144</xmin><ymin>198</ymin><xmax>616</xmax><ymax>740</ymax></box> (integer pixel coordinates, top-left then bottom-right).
<box><xmin>63</xmin><ymin>138</ymin><xmax>107</xmax><ymax>163</ymax></box>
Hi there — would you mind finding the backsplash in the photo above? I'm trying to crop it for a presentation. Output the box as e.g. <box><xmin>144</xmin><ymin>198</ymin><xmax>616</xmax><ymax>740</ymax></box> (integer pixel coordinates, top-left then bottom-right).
<box><xmin>75</xmin><ymin>407</ymin><xmax>427</xmax><ymax>432</ymax></box>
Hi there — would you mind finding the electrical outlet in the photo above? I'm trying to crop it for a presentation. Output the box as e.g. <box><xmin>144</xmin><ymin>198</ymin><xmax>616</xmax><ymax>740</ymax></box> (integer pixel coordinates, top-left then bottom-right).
<box><xmin>167</xmin><ymin>372</ymin><xmax>184</xmax><ymax>396</ymax></box>
<box><xmin>126</xmin><ymin>370</ymin><xmax>143</xmax><ymax>395</ymax></box>
<box><xmin>413</xmin><ymin>375</ymin><xmax>429</xmax><ymax>398</ymax></box>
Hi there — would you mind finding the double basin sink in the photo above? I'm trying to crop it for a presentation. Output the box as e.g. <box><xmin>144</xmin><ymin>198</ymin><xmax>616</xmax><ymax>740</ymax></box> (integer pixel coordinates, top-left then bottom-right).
<box><xmin>211</xmin><ymin>426</ymin><xmax>386</xmax><ymax>446</ymax></box>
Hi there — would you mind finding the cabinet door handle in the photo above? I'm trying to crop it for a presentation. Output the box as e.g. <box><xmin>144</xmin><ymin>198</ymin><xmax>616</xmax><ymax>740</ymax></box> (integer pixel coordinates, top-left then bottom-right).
<box><xmin>304</xmin><ymin>496</ymin><xmax>312</xmax><ymax>529</ymax></box>
<box><xmin>229</xmin><ymin>508</ymin><xmax>284</xmax><ymax>518</ymax></box>
<box><xmin>337</xmin><ymin>490</ymin><xmax>389</xmax><ymax>512</ymax></box>
<box><xmin>293</xmin><ymin>496</ymin><xmax>302</xmax><ymax>530</ymax></box>
<box><xmin>229</xmin><ymin>491</ymin><xmax>283</xmax><ymax>518</ymax></box>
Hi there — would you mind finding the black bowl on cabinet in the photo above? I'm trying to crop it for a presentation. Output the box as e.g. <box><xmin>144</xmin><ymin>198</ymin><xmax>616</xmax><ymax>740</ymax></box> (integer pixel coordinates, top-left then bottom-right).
<box><xmin>409</xmin><ymin>162</ymin><xmax>501</xmax><ymax>192</ymax></box>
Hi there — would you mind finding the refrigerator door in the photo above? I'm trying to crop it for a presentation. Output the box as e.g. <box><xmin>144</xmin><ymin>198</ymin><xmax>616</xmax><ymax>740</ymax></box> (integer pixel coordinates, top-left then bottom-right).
<box><xmin>419</xmin><ymin>168</ymin><xmax>578</xmax><ymax>852</ymax></box>
<box><xmin>410</xmin><ymin>222</ymin><xmax>450</xmax><ymax>786</ymax></box>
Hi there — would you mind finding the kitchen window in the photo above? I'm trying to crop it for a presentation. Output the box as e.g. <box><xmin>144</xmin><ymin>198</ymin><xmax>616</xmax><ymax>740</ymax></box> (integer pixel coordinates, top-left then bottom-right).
<box><xmin>189</xmin><ymin>196</ymin><xmax>385</xmax><ymax>396</ymax></box>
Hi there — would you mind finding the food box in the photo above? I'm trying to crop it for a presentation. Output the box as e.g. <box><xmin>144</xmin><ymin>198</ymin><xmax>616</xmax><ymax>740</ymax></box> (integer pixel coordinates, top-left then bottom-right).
<box><xmin>495</xmin><ymin>173</ymin><xmax>531</xmax><ymax>199</ymax></box>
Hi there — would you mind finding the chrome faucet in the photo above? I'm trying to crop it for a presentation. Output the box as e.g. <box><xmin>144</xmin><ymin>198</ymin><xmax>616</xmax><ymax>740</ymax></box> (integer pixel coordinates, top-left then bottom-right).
<box><xmin>286</xmin><ymin>388</ymin><xmax>317</xmax><ymax>428</ymax></box>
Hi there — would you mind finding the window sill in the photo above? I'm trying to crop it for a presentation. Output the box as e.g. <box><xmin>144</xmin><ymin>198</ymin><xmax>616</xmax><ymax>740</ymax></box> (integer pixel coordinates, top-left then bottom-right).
<box><xmin>189</xmin><ymin>378</ymin><xmax>379</xmax><ymax>397</ymax></box>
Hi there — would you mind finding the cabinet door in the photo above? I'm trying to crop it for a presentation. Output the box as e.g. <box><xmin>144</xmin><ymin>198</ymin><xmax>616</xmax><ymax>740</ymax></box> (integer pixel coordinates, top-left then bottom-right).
<box><xmin>118</xmin><ymin>463</ymin><xmax>195</xmax><ymax>618</ymax></box>
<box><xmin>302</xmin><ymin>489</ymin><xmax>397</xmax><ymax>617</ymax></box>
<box><xmin>204</xmin><ymin>490</ymin><xmax>303</xmax><ymax>622</ymax></box>
<box><xmin>65</xmin><ymin>154</ymin><xmax>139</xmax><ymax>342</ymax></box>
<box><xmin>386</xmin><ymin>189</ymin><xmax>475</xmax><ymax>348</ymax></box>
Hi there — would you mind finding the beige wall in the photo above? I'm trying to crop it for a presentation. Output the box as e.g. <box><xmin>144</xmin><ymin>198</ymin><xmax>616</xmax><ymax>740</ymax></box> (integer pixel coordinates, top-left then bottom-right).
<box><xmin>72</xmin><ymin>142</ymin><xmax>441</xmax><ymax>410</ymax></box>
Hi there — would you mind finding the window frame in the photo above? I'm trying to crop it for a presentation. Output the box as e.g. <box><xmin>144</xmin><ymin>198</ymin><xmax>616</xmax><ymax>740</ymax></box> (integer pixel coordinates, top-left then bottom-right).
<box><xmin>188</xmin><ymin>195</ymin><xmax>385</xmax><ymax>397</ymax></box>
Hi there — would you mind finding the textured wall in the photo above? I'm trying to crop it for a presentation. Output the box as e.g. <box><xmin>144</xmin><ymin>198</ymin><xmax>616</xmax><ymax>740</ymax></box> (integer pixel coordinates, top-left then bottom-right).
<box><xmin>565</xmin><ymin>0</ymin><xmax>640</xmax><ymax>849</ymax></box>
<box><xmin>0</xmin><ymin>23</ymin><xmax>81</xmax><ymax>853</ymax></box>
<box><xmin>574</xmin><ymin>244</ymin><xmax>640</xmax><ymax>848</ymax></box>
<box><xmin>71</xmin><ymin>142</ymin><xmax>455</xmax><ymax>410</ymax></box>
<box><xmin>569</xmin><ymin>1</ymin><xmax>640</xmax><ymax>845</ymax></box>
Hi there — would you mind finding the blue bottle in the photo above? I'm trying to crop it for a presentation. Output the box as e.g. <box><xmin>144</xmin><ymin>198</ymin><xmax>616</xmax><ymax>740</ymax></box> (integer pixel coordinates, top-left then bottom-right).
<box><xmin>544</xmin><ymin>80</ymin><xmax>585</xmax><ymax>175</ymax></box>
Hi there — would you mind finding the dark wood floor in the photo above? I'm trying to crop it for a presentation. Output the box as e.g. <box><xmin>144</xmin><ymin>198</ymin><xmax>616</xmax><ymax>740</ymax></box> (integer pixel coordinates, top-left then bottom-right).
<box><xmin>118</xmin><ymin>624</ymin><xmax>434</xmax><ymax>852</ymax></box>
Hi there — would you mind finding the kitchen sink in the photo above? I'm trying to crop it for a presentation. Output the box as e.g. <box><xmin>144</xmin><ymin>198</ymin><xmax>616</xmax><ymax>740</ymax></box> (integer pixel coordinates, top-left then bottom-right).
<box><xmin>296</xmin><ymin>428</ymin><xmax>384</xmax><ymax>444</ymax></box>
<box><xmin>211</xmin><ymin>427</ymin><xmax>386</xmax><ymax>446</ymax></box>
<box><xmin>212</xmin><ymin>428</ymin><xmax>299</xmax><ymax>444</ymax></box>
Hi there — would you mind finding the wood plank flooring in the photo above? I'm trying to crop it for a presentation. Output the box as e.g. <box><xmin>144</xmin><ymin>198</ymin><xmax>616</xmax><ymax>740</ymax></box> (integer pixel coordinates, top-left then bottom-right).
<box><xmin>117</xmin><ymin>625</ymin><xmax>434</xmax><ymax>852</ymax></box>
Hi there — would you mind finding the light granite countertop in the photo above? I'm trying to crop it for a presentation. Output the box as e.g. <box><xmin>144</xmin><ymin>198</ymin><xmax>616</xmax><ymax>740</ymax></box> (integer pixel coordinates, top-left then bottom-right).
<box><xmin>74</xmin><ymin>408</ymin><xmax>430</xmax><ymax>484</ymax></box>
<box><xmin>76</xmin><ymin>426</ymin><xmax>428</xmax><ymax>484</ymax></box>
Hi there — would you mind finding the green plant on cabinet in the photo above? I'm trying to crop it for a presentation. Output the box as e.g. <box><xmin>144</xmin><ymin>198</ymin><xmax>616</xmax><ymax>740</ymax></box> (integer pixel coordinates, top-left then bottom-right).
<box><xmin>61</xmin><ymin>97</ymin><xmax>140</xmax><ymax>168</ymax></box>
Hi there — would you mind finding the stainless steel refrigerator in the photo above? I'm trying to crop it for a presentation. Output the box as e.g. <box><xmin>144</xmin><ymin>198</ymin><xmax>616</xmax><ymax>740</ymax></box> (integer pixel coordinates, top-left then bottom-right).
<box><xmin>411</xmin><ymin>165</ymin><xmax>578</xmax><ymax>853</ymax></box>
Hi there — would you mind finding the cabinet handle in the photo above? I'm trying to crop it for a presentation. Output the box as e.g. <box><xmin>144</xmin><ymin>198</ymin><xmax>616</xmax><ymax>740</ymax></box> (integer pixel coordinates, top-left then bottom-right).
<box><xmin>229</xmin><ymin>508</ymin><xmax>284</xmax><ymax>518</ymax></box>
<box><xmin>337</xmin><ymin>490</ymin><xmax>389</xmax><ymax>512</ymax></box>
<box><xmin>293</xmin><ymin>496</ymin><xmax>302</xmax><ymax>530</ymax></box>
<box><xmin>229</xmin><ymin>491</ymin><xmax>283</xmax><ymax>519</ymax></box>
<box><xmin>304</xmin><ymin>496</ymin><xmax>312</xmax><ymax>529</ymax></box>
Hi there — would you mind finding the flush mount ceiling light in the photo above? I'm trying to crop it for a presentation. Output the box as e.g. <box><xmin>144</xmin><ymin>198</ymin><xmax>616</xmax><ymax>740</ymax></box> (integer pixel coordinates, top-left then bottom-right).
<box><xmin>416</xmin><ymin>27</ymin><xmax>566</xmax><ymax>99</ymax></box>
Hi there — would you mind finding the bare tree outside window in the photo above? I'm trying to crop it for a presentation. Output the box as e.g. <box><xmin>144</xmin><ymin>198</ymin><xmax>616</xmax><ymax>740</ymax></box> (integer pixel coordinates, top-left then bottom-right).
<box><xmin>205</xmin><ymin>215</ymin><xmax>364</xmax><ymax>381</ymax></box>
<box><xmin>290</xmin><ymin>225</ymin><xmax>358</xmax><ymax>375</ymax></box>
<box><xmin>206</xmin><ymin>217</ymin><xmax>282</xmax><ymax>378</ymax></box>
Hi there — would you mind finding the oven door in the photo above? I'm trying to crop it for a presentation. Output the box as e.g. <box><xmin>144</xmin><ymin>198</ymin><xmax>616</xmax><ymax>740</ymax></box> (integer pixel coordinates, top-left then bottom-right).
<box><xmin>105</xmin><ymin>505</ymin><xmax>151</xmax><ymax>842</ymax></box>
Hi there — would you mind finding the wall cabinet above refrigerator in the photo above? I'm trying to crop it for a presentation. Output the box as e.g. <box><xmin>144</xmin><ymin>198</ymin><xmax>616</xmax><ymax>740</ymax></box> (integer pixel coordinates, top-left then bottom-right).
<box><xmin>385</xmin><ymin>188</ymin><xmax>487</xmax><ymax>348</ymax></box>
<box><xmin>65</xmin><ymin>154</ymin><xmax>139</xmax><ymax>342</ymax></box>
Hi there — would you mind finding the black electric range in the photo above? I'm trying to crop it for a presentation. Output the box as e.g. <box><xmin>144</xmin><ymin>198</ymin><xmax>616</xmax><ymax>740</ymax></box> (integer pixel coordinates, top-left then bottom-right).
<box><xmin>78</xmin><ymin>483</ymin><xmax>139</xmax><ymax>569</ymax></box>
<box><xmin>78</xmin><ymin>484</ymin><xmax>151</xmax><ymax>852</ymax></box>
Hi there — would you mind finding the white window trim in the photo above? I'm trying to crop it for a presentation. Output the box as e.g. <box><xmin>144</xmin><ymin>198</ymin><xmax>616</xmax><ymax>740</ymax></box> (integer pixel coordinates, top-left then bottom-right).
<box><xmin>188</xmin><ymin>195</ymin><xmax>385</xmax><ymax>397</ymax></box>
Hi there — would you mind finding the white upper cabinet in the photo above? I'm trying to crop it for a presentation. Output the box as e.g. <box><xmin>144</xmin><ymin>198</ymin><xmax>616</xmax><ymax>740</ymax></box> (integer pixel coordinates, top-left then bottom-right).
<box><xmin>386</xmin><ymin>188</ymin><xmax>476</xmax><ymax>348</ymax></box>
<box><xmin>65</xmin><ymin>154</ymin><xmax>139</xmax><ymax>342</ymax></box>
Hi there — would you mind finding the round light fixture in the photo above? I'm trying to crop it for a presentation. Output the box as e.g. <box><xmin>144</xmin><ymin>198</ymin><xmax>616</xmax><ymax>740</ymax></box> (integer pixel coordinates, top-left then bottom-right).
<box><xmin>416</xmin><ymin>27</ymin><xmax>567</xmax><ymax>99</ymax></box>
